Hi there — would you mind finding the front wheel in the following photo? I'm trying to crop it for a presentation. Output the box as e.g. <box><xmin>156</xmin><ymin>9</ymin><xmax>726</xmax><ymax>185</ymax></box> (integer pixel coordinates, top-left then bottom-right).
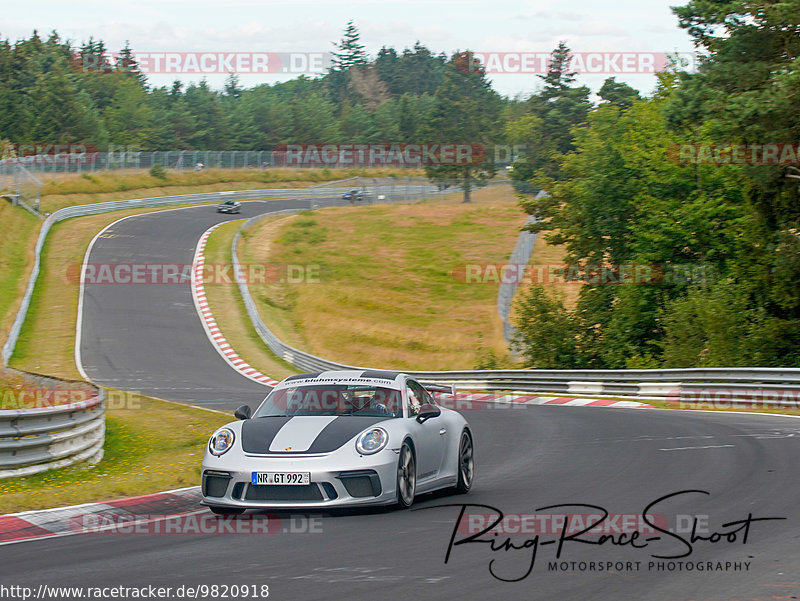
<box><xmin>396</xmin><ymin>442</ymin><xmax>416</xmax><ymax>509</ymax></box>
<box><xmin>454</xmin><ymin>430</ymin><xmax>474</xmax><ymax>493</ymax></box>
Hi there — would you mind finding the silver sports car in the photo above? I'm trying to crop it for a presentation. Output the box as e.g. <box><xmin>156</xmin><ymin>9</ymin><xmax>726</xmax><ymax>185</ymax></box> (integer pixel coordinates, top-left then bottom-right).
<box><xmin>201</xmin><ymin>370</ymin><xmax>474</xmax><ymax>513</ymax></box>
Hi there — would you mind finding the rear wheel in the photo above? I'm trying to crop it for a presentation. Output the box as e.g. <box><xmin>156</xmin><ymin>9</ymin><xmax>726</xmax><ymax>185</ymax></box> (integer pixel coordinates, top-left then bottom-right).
<box><xmin>455</xmin><ymin>430</ymin><xmax>474</xmax><ymax>493</ymax></box>
<box><xmin>396</xmin><ymin>442</ymin><xmax>416</xmax><ymax>509</ymax></box>
<box><xmin>209</xmin><ymin>506</ymin><xmax>245</xmax><ymax>515</ymax></box>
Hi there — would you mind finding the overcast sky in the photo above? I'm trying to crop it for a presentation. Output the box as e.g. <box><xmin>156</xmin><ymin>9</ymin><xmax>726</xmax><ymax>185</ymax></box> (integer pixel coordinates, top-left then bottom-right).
<box><xmin>1</xmin><ymin>0</ymin><xmax>698</xmax><ymax>97</ymax></box>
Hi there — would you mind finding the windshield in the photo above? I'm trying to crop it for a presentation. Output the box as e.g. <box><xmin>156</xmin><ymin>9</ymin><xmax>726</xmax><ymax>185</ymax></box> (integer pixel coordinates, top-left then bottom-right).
<box><xmin>254</xmin><ymin>384</ymin><xmax>402</xmax><ymax>418</ymax></box>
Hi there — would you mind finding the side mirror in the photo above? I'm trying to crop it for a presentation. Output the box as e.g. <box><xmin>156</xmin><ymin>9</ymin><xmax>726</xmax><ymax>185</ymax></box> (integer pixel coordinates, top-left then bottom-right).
<box><xmin>416</xmin><ymin>404</ymin><xmax>441</xmax><ymax>423</ymax></box>
<box><xmin>234</xmin><ymin>405</ymin><xmax>252</xmax><ymax>420</ymax></box>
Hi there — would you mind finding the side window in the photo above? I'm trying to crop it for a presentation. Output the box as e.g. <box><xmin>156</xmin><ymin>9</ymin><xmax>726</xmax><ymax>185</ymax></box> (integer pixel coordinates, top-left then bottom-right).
<box><xmin>406</xmin><ymin>380</ymin><xmax>431</xmax><ymax>416</ymax></box>
<box><xmin>406</xmin><ymin>384</ymin><xmax>421</xmax><ymax>416</ymax></box>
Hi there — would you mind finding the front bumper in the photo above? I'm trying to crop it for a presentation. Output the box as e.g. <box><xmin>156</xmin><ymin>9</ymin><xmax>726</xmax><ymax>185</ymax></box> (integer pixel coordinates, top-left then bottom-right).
<box><xmin>201</xmin><ymin>451</ymin><xmax>399</xmax><ymax>509</ymax></box>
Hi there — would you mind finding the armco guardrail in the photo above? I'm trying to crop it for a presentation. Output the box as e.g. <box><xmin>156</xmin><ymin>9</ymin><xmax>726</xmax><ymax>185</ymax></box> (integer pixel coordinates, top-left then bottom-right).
<box><xmin>498</xmin><ymin>214</ymin><xmax>538</xmax><ymax>344</ymax></box>
<box><xmin>0</xmin><ymin>383</ymin><xmax>105</xmax><ymax>479</ymax></box>
<box><xmin>231</xmin><ymin>217</ymin><xmax>800</xmax><ymax>403</ymax></box>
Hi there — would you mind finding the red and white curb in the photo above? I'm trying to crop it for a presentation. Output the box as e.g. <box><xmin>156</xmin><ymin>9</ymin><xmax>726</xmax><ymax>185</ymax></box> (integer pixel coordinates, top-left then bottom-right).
<box><xmin>453</xmin><ymin>392</ymin><xmax>653</xmax><ymax>409</ymax></box>
<box><xmin>192</xmin><ymin>224</ymin><xmax>278</xmax><ymax>387</ymax></box>
<box><xmin>0</xmin><ymin>487</ymin><xmax>203</xmax><ymax>546</ymax></box>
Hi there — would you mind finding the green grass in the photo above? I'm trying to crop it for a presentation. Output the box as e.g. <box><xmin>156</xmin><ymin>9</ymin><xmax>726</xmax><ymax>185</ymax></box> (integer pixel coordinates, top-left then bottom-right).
<box><xmin>238</xmin><ymin>186</ymin><xmax>522</xmax><ymax>370</ymax></box>
<box><xmin>0</xmin><ymin>202</ymin><xmax>40</xmax><ymax>346</ymax></box>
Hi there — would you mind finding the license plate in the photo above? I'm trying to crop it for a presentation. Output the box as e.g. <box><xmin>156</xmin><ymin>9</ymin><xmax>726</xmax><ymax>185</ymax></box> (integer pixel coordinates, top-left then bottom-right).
<box><xmin>251</xmin><ymin>472</ymin><xmax>310</xmax><ymax>486</ymax></box>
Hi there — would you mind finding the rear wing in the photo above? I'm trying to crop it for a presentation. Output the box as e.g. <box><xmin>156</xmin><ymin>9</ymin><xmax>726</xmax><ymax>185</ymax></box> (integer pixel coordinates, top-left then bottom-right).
<box><xmin>421</xmin><ymin>382</ymin><xmax>457</xmax><ymax>397</ymax></box>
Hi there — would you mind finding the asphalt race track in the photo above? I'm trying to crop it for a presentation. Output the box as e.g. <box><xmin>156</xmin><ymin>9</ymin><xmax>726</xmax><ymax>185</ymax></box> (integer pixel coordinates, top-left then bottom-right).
<box><xmin>75</xmin><ymin>199</ymin><xmax>299</xmax><ymax>408</ymax></box>
<box><xmin>3</xmin><ymin>200</ymin><xmax>799</xmax><ymax>600</ymax></box>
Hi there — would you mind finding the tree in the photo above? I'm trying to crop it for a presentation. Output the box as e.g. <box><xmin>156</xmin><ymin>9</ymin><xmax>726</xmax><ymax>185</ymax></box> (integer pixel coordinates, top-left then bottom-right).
<box><xmin>504</xmin><ymin>113</ymin><xmax>542</xmax><ymax>193</ymax></box>
<box><xmin>422</xmin><ymin>52</ymin><xmax>502</xmax><ymax>202</ymax></box>
<box><xmin>512</xmin><ymin>287</ymin><xmax>583</xmax><ymax>368</ymax></box>
<box><xmin>116</xmin><ymin>41</ymin><xmax>147</xmax><ymax>86</ymax></box>
<box><xmin>331</xmin><ymin>21</ymin><xmax>367</xmax><ymax>71</ymax></box>
<box><xmin>394</xmin><ymin>43</ymin><xmax>447</xmax><ymax>96</ymax></box>
<box><xmin>28</xmin><ymin>64</ymin><xmax>106</xmax><ymax>143</ymax></box>
<box><xmin>598</xmin><ymin>77</ymin><xmax>640</xmax><ymax>110</ymax></box>
<box><xmin>347</xmin><ymin>64</ymin><xmax>389</xmax><ymax>110</ymax></box>
<box><xmin>289</xmin><ymin>93</ymin><xmax>341</xmax><ymax>143</ymax></box>
<box><xmin>104</xmin><ymin>79</ymin><xmax>154</xmax><ymax>146</ymax></box>
<box><xmin>223</xmin><ymin>73</ymin><xmax>243</xmax><ymax>99</ymax></box>
<box><xmin>375</xmin><ymin>46</ymin><xmax>399</xmax><ymax>92</ymax></box>
<box><xmin>537</xmin><ymin>41</ymin><xmax>577</xmax><ymax>98</ymax></box>
<box><xmin>514</xmin><ymin>42</ymin><xmax>591</xmax><ymax>182</ymax></box>
<box><xmin>182</xmin><ymin>80</ymin><xmax>231</xmax><ymax>149</ymax></box>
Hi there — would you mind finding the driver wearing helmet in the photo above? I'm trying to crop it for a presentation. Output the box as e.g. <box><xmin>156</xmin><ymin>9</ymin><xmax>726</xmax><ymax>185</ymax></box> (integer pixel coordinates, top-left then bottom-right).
<box><xmin>369</xmin><ymin>389</ymin><xmax>392</xmax><ymax>415</ymax></box>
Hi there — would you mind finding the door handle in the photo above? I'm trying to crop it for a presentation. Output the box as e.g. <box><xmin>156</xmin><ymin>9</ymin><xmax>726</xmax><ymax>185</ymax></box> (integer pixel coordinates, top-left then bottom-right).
<box><xmin>439</xmin><ymin>428</ymin><xmax>447</xmax><ymax>435</ymax></box>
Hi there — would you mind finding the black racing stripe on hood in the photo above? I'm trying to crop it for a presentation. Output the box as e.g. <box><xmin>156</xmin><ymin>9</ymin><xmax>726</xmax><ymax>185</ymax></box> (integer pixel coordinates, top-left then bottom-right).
<box><xmin>241</xmin><ymin>416</ymin><xmax>293</xmax><ymax>454</ymax></box>
<box><xmin>306</xmin><ymin>416</ymin><xmax>391</xmax><ymax>453</ymax></box>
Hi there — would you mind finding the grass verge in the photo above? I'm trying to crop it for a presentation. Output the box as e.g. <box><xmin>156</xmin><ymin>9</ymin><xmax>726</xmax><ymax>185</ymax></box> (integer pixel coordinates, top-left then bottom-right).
<box><xmin>0</xmin><ymin>202</ymin><xmax>41</xmax><ymax>345</ymax></box>
<box><xmin>201</xmin><ymin>220</ymin><xmax>299</xmax><ymax>381</ymax></box>
<box><xmin>237</xmin><ymin>185</ymin><xmax>522</xmax><ymax>371</ymax></box>
<box><xmin>0</xmin><ymin>391</ymin><xmax>229</xmax><ymax>513</ymax></box>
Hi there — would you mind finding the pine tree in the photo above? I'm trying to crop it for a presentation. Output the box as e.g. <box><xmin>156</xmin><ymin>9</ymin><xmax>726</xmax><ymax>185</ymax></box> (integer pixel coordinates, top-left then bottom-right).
<box><xmin>538</xmin><ymin>41</ymin><xmax>577</xmax><ymax>98</ymax></box>
<box><xmin>331</xmin><ymin>21</ymin><xmax>368</xmax><ymax>71</ymax></box>
<box><xmin>422</xmin><ymin>52</ymin><xmax>502</xmax><ymax>202</ymax></box>
<box><xmin>116</xmin><ymin>41</ymin><xmax>147</xmax><ymax>86</ymax></box>
<box><xmin>224</xmin><ymin>73</ymin><xmax>243</xmax><ymax>99</ymax></box>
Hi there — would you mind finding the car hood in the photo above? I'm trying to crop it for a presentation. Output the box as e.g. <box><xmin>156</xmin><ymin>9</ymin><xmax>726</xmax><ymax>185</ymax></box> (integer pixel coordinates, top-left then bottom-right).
<box><xmin>240</xmin><ymin>415</ymin><xmax>391</xmax><ymax>454</ymax></box>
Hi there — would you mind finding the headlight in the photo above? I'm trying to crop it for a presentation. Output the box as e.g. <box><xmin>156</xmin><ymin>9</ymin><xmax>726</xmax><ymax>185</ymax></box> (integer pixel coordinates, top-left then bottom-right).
<box><xmin>209</xmin><ymin>428</ymin><xmax>235</xmax><ymax>456</ymax></box>
<box><xmin>355</xmin><ymin>427</ymin><xmax>388</xmax><ymax>455</ymax></box>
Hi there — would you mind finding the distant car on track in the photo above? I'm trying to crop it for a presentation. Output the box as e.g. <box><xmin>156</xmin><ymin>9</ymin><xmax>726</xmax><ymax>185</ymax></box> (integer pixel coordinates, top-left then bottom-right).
<box><xmin>201</xmin><ymin>370</ymin><xmax>474</xmax><ymax>513</ymax></box>
<box><xmin>342</xmin><ymin>189</ymin><xmax>370</xmax><ymax>203</ymax></box>
<box><xmin>216</xmin><ymin>200</ymin><xmax>241</xmax><ymax>214</ymax></box>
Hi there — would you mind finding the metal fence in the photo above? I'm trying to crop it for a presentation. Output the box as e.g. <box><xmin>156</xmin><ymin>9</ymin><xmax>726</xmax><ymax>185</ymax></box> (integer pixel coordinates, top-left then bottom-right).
<box><xmin>0</xmin><ymin>373</ymin><xmax>105</xmax><ymax>479</ymax></box>
<box><xmin>0</xmin><ymin>150</ymin><xmax>524</xmax><ymax>181</ymax></box>
<box><xmin>0</xmin><ymin>150</ymin><xmax>434</xmax><ymax>178</ymax></box>
<box><xmin>0</xmin><ymin>164</ymin><xmax>44</xmax><ymax>217</ymax></box>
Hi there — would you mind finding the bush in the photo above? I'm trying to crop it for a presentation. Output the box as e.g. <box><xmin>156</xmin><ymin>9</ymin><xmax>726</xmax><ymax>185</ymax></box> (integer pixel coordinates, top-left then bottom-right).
<box><xmin>149</xmin><ymin>163</ymin><xmax>167</xmax><ymax>180</ymax></box>
<box><xmin>512</xmin><ymin>286</ymin><xmax>584</xmax><ymax>368</ymax></box>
